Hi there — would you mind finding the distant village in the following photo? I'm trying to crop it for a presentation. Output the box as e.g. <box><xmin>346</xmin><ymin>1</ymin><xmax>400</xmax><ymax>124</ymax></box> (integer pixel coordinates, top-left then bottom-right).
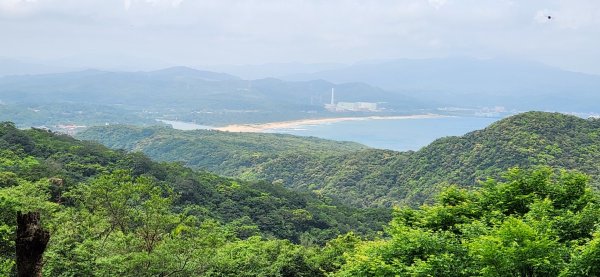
<box><xmin>324</xmin><ymin>88</ymin><xmax>379</xmax><ymax>112</ymax></box>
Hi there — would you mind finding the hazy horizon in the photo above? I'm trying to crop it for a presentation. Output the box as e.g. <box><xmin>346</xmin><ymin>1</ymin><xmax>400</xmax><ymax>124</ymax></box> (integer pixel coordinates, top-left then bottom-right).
<box><xmin>2</xmin><ymin>0</ymin><xmax>600</xmax><ymax>75</ymax></box>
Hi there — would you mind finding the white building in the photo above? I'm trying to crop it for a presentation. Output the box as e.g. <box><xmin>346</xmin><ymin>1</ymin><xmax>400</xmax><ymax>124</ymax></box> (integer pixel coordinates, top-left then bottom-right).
<box><xmin>324</xmin><ymin>88</ymin><xmax>379</xmax><ymax>112</ymax></box>
<box><xmin>335</xmin><ymin>102</ymin><xmax>378</xmax><ymax>112</ymax></box>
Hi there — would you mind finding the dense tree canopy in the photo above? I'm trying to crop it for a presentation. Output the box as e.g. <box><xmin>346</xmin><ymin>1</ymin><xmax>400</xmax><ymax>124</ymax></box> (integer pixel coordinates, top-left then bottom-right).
<box><xmin>0</xmin><ymin>121</ymin><xmax>389</xmax><ymax>276</ymax></box>
<box><xmin>3</xmin><ymin>112</ymin><xmax>600</xmax><ymax>276</ymax></box>
<box><xmin>79</xmin><ymin>112</ymin><xmax>600</xmax><ymax>207</ymax></box>
<box><xmin>335</xmin><ymin>167</ymin><xmax>600</xmax><ymax>276</ymax></box>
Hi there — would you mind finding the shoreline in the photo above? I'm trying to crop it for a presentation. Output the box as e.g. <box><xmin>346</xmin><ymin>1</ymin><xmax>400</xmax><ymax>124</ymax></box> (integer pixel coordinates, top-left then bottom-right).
<box><xmin>214</xmin><ymin>113</ymin><xmax>447</xmax><ymax>133</ymax></box>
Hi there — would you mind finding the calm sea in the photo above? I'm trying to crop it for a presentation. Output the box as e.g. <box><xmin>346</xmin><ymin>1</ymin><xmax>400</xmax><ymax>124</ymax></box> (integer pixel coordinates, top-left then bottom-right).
<box><xmin>162</xmin><ymin>116</ymin><xmax>500</xmax><ymax>151</ymax></box>
<box><xmin>266</xmin><ymin>116</ymin><xmax>499</xmax><ymax>151</ymax></box>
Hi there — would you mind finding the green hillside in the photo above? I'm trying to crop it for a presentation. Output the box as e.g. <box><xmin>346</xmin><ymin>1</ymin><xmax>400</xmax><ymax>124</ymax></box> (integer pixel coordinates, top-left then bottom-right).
<box><xmin>78</xmin><ymin>112</ymin><xmax>600</xmax><ymax>207</ymax></box>
<box><xmin>4</xmin><ymin>115</ymin><xmax>600</xmax><ymax>276</ymax></box>
<box><xmin>393</xmin><ymin>111</ymin><xmax>600</xmax><ymax>197</ymax></box>
<box><xmin>333</xmin><ymin>167</ymin><xmax>600</xmax><ymax>276</ymax></box>
<box><xmin>0</xmin><ymin>122</ymin><xmax>390</xmax><ymax>275</ymax></box>
<box><xmin>76</xmin><ymin>125</ymin><xmax>367</xmax><ymax>176</ymax></box>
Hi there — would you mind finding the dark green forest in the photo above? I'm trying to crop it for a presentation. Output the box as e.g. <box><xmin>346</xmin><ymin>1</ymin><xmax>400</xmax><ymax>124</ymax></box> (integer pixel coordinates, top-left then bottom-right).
<box><xmin>0</xmin><ymin>122</ymin><xmax>390</xmax><ymax>276</ymax></box>
<box><xmin>334</xmin><ymin>167</ymin><xmax>600</xmax><ymax>276</ymax></box>
<box><xmin>79</xmin><ymin>112</ymin><xmax>600</xmax><ymax>207</ymax></box>
<box><xmin>77</xmin><ymin>125</ymin><xmax>366</xmax><ymax>176</ymax></box>
<box><xmin>3</xmin><ymin>111</ymin><xmax>600</xmax><ymax>276</ymax></box>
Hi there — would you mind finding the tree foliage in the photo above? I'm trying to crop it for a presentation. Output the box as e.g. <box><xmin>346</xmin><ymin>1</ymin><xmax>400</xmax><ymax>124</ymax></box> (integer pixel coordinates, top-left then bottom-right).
<box><xmin>3</xmin><ymin>116</ymin><xmax>600</xmax><ymax>276</ymax></box>
<box><xmin>0</xmin><ymin>121</ymin><xmax>388</xmax><ymax>276</ymax></box>
<box><xmin>335</xmin><ymin>167</ymin><xmax>600</xmax><ymax>276</ymax></box>
<box><xmin>78</xmin><ymin>112</ymin><xmax>600</xmax><ymax>208</ymax></box>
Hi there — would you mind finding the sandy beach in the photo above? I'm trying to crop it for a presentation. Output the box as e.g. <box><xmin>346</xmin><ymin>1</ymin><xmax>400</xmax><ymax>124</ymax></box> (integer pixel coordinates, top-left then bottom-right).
<box><xmin>215</xmin><ymin>113</ymin><xmax>446</xmax><ymax>132</ymax></box>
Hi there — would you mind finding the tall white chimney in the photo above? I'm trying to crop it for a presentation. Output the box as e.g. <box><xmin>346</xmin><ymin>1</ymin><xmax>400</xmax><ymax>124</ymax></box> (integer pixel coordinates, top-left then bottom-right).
<box><xmin>331</xmin><ymin>88</ymin><xmax>335</xmax><ymax>105</ymax></box>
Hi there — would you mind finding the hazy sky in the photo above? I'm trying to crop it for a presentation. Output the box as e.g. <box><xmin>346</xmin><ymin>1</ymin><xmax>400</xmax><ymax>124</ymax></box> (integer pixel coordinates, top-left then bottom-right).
<box><xmin>1</xmin><ymin>0</ymin><xmax>599</xmax><ymax>73</ymax></box>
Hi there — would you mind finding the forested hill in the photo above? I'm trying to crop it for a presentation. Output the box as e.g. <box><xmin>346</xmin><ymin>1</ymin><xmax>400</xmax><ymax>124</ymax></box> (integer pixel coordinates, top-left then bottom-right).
<box><xmin>5</xmin><ymin>120</ymin><xmax>600</xmax><ymax>275</ymax></box>
<box><xmin>76</xmin><ymin>125</ymin><xmax>367</xmax><ymax>176</ymax></box>
<box><xmin>0</xmin><ymin>123</ymin><xmax>390</xmax><ymax>248</ymax></box>
<box><xmin>372</xmin><ymin>111</ymin><xmax>600</xmax><ymax>205</ymax></box>
<box><xmin>78</xmin><ymin>112</ymin><xmax>600</xmax><ymax>207</ymax></box>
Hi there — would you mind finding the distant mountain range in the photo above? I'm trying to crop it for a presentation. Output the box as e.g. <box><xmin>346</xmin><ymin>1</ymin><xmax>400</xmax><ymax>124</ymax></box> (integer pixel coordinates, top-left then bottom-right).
<box><xmin>0</xmin><ymin>66</ymin><xmax>423</xmax><ymax>127</ymax></box>
<box><xmin>0</xmin><ymin>66</ymin><xmax>419</xmax><ymax>109</ymax></box>
<box><xmin>145</xmin><ymin>66</ymin><xmax>241</xmax><ymax>81</ymax></box>
<box><xmin>205</xmin><ymin>62</ymin><xmax>345</xmax><ymax>80</ymax></box>
<box><xmin>3</xmin><ymin>57</ymin><xmax>600</xmax><ymax>128</ymax></box>
<box><xmin>283</xmin><ymin>57</ymin><xmax>600</xmax><ymax>112</ymax></box>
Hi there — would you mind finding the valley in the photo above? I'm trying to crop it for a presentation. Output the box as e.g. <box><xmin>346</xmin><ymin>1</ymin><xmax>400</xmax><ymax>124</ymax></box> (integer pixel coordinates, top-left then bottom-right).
<box><xmin>77</xmin><ymin>112</ymin><xmax>600</xmax><ymax>208</ymax></box>
<box><xmin>4</xmin><ymin>1</ymin><xmax>600</xmax><ymax>275</ymax></box>
<box><xmin>3</xmin><ymin>111</ymin><xmax>600</xmax><ymax>276</ymax></box>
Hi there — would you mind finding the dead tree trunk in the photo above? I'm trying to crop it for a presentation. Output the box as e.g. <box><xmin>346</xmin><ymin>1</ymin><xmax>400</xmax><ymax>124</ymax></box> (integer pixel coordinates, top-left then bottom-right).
<box><xmin>16</xmin><ymin>212</ymin><xmax>50</xmax><ymax>277</ymax></box>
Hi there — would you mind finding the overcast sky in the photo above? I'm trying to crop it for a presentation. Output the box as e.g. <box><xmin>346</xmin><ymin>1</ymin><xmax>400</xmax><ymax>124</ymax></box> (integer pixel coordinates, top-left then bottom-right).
<box><xmin>1</xmin><ymin>0</ymin><xmax>599</xmax><ymax>74</ymax></box>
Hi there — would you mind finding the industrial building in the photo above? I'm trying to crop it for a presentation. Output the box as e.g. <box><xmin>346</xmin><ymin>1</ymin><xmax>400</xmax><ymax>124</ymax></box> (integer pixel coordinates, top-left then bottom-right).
<box><xmin>324</xmin><ymin>88</ymin><xmax>379</xmax><ymax>112</ymax></box>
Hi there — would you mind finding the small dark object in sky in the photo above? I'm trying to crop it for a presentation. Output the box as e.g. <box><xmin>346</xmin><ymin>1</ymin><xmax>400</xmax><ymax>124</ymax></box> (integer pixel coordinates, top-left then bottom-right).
<box><xmin>547</xmin><ymin>15</ymin><xmax>552</xmax><ymax>20</ymax></box>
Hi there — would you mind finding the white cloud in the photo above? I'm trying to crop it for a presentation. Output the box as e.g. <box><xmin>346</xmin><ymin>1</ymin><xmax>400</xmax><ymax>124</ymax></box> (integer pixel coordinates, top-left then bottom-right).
<box><xmin>0</xmin><ymin>0</ymin><xmax>599</xmax><ymax>74</ymax></box>
<box><xmin>428</xmin><ymin>0</ymin><xmax>447</xmax><ymax>9</ymax></box>
<box><xmin>534</xmin><ymin>9</ymin><xmax>553</xmax><ymax>24</ymax></box>
<box><xmin>123</xmin><ymin>0</ymin><xmax>185</xmax><ymax>11</ymax></box>
<box><xmin>124</xmin><ymin>0</ymin><xmax>132</xmax><ymax>11</ymax></box>
<box><xmin>0</xmin><ymin>0</ymin><xmax>37</xmax><ymax>16</ymax></box>
<box><xmin>171</xmin><ymin>0</ymin><xmax>183</xmax><ymax>7</ymax></box>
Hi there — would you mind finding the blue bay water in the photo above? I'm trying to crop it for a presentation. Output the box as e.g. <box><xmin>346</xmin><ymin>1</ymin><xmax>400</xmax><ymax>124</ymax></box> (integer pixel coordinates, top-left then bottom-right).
<box><xmin>266</xmin><ymin>116</ymin><xmax>500</xmax><ymax>151</ymax></box>
<box><xmin>162</xmin><ymin>116</ymin><xmax>501</xmax><ymax>152</ymax></box>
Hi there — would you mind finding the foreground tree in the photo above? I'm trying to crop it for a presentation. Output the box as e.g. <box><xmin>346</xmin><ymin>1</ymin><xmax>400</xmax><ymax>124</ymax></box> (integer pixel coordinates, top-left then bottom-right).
<box><xmin>334</xmin><ymin>167</ymin><xmax>600</xmax><ymax>276</ymax></box>
<box><xmin>16</xmin><ymin>212</ymin><xmax>49</xmax><ymax>277</ymax></box>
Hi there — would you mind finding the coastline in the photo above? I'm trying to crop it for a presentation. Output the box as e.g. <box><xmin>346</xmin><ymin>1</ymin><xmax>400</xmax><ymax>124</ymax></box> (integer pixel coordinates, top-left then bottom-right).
<box><xmin>215</xmin><ymin>113</ymin><xmax>447</xmax><ymax>133</ymax></box>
